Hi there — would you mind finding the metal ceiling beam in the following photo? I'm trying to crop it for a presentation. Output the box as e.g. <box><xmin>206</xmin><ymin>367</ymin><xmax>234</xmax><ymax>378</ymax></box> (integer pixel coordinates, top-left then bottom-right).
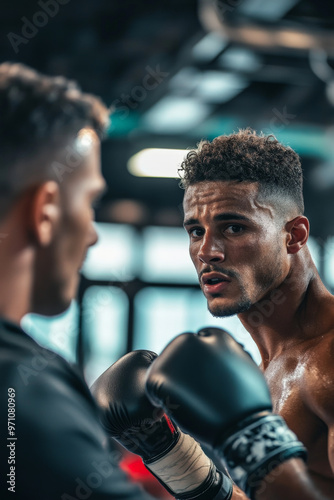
<box><xmin>198</xmin><ymin>0</ymin><xmax>334</xmax><ymax>55</ymax></box>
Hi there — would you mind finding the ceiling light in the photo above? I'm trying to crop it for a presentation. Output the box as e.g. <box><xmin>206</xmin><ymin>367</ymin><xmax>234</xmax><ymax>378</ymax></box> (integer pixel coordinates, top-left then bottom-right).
<box><xmin>128</xmin><ymin>148</ymin><xmax>188</xmax><ymax>178</ymax></box>
<box><xmin>192</xmin><ymin>32</ymin><xmax>228</xmax><ymax>62</ymax></box>
<box><xmin>195</xmin><ymin>71</ymin><xmax>248</xmax><ymax>103</ymax></box>
<box><xmin>218</xmin><ymin>48</ymin><xmax>262</xmax><ymax>72</ymax></box>
<box><xmin>142</xmin><ymin>96</ymin><xmax>211</xmax><ymax>133</ymax></box>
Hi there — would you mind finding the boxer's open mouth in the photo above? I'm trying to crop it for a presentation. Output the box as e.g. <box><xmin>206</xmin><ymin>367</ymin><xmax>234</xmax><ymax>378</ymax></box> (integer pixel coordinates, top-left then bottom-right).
<box><xmin>202</xmin><ymin>273</ymin><xmax>231</xmax><ymax>294</ymax></box>
<box><xmin>202</xmin><ymin>273</ymin><xmax>231</xmax><ymax>285</ymax></box>
<box><xmin>206</xmin><ymin>277</ymin><xmax>225</xmax><ymax>284</ymax></box>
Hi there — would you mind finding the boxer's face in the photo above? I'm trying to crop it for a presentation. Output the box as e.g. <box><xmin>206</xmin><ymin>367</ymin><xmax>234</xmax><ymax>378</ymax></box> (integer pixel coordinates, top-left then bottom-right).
<box><xmin>32</xmin><ymin>129</ymin><xmax>106</xmax><ymax>315</ymax></box>
<box><xmin>183</xmin><ymin>180</ymin><xmax>290</xmax><ymax>317</ymax></box>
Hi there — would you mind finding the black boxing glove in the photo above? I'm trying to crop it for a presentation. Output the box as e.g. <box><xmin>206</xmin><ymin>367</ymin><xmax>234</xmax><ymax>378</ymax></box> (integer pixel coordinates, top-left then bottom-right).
<box><xmin>146</xmin><ymin>328</ymin><xmax>307</xmax><ymax>499</ymax></box>
<box><xmin>91</xmin><ymin>350</ymin><xmax>233</xmax><ymax>500</ymax></box>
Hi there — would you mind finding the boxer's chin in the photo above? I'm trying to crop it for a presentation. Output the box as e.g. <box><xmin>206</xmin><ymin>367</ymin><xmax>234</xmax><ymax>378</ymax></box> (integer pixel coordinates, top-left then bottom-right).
<box><xmin>208</xmin><ymin>297</ymin><xmax>252</xmax><ymax>318</ymax></box>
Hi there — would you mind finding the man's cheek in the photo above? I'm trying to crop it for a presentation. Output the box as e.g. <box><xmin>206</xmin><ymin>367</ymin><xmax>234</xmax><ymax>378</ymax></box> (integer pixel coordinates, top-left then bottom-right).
<box><xmin>189</xmin><ymin>247</ymin><xmax>197</xmax><ymax>264</ymax></box>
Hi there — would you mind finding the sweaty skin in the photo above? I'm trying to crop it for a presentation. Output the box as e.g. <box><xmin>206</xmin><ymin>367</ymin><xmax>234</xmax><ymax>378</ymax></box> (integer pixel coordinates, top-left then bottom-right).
<box><xmin>263</xmin><ymin>322</ymin><xmax>334</xmax><ymax>498</ymax></box>
<box><xmin>184</xmin><ymin>180</ymin><xmax>334</xmax><ymax>499</ymax></box>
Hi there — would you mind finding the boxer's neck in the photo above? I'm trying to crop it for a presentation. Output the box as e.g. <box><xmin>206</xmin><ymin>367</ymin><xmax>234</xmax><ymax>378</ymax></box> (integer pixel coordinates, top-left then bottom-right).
<box><xmin>238</xmin><ymin>248</ymin><xmax>334</xmax><ymax>367</ymax></box>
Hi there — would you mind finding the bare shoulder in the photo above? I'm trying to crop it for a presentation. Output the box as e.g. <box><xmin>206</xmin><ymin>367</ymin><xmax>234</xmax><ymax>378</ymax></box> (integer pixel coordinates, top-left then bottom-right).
<box><xmin>301</xmin><ymin>329</ymin><xmax>334</xmax><ymax>424</ymax></box>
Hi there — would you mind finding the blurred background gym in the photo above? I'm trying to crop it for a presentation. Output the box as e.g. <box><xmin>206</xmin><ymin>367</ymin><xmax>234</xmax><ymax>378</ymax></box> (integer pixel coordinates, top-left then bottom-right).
<box><xmin>1</xmin><ymin>0</ymin><xmax>334</xmax><ymax>385</ymax></box>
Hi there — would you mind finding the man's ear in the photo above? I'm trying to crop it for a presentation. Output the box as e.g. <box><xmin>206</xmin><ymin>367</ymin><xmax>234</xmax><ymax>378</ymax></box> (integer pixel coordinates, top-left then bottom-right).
<box><xmin>29</xmin><ymin>181</ymin><xmax>61</xmax><ymax>246</ymax></box>
<box><xmin>285</xmin><ymin>215</ymin><xmax>309</xmax><ymax>254</ymax></box>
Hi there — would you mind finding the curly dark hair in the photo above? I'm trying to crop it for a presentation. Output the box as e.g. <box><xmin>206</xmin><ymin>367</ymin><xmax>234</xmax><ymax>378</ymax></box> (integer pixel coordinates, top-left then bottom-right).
<box><xmin>179</xmin><ymin>128</ymin><xmax>304</xmax><ymax>213</ymax></box>
<box><xmin>0</xmin><ymin>62</ymin><xmax>109</xmax><ymax>209</ymax></box>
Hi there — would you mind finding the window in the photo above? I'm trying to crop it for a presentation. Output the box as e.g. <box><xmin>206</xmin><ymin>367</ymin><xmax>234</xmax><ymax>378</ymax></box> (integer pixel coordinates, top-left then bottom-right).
<box><xmin>81</xmin><ymin>223</ymin><xmax>139</xmax><ymax>281</ymax></box>
<box><xmin>140</xmin><ymin>226</ymin><xmax>197</xmax><ymax>283</ymax></box>
<box><xmin>82</xmin><ymin>286</ymin><xmax>129</xmax><ymax>384</ymax></box>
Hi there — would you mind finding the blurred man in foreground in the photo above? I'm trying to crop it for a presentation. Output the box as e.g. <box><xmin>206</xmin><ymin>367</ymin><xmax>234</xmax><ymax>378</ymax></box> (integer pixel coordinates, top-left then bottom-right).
<box><xmin>0</xmin><ymin>63</ymin><xmax>233</xmax><ymax>500</ymax></box>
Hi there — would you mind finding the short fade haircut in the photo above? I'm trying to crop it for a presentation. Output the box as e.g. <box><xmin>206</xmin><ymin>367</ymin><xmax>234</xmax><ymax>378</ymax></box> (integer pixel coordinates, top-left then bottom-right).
<box><xmin>179</xmin><ymin>128</ymin><xmax>304</xmax><ymax>214</ymax></box>
<box><xmin>0</xmin><ymin>62</ymin><xmax>110</xmax><ymax>212</ymax></box>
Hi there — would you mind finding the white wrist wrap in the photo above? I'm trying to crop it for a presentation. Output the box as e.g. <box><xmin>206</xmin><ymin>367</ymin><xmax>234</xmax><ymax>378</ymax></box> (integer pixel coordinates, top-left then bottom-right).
<box><xmin>146</xmin><ymin>431</ymin><xmax>212</xmax><ymax>495</ymax></box>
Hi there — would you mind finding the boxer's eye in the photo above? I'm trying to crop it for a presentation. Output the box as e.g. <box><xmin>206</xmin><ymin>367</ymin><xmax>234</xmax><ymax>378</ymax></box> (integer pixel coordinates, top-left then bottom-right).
<box><xmin>188</xmin><ymin>227</ymin><xmax>204</xmax><ymax>238</ymax></box>
<box><xmin>225</xmin><ymin>224</ymin><xmax>244</xmax><ymax>234</ymax></box>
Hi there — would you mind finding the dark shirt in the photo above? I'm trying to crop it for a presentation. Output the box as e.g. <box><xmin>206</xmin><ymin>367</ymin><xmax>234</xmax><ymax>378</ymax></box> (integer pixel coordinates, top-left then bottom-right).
<box><xmin>0</xmin><ymin>317</ymin><xmax>153</xmax><ymax>500</ymax></box>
